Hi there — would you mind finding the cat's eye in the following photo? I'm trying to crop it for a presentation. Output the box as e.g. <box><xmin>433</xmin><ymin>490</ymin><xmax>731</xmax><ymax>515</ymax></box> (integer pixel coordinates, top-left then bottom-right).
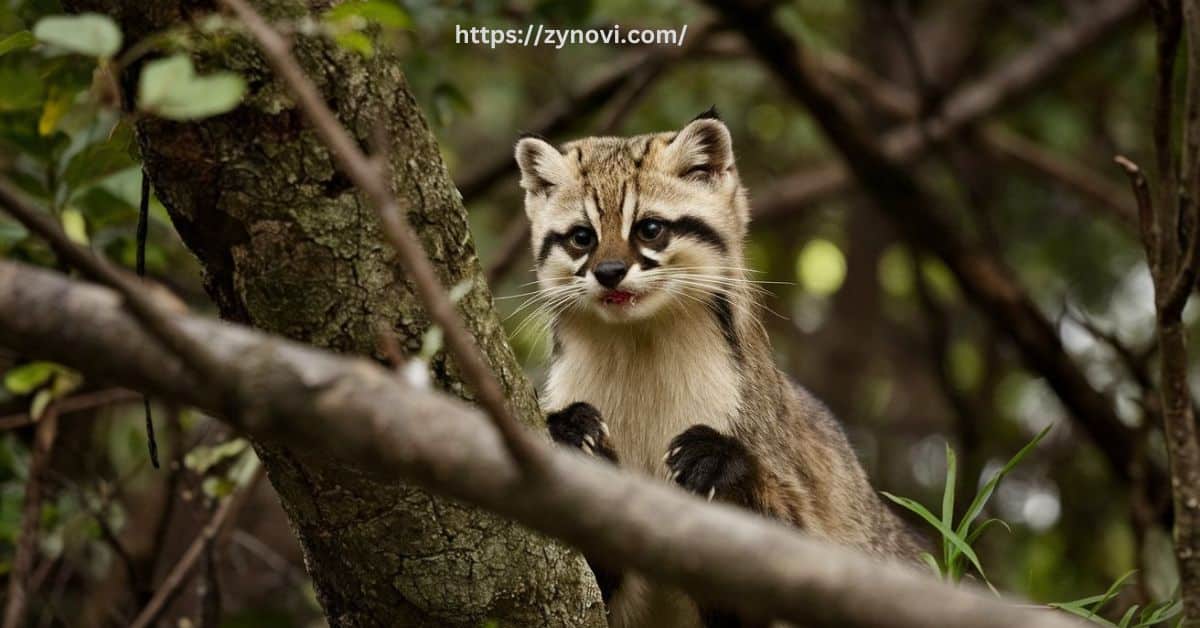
<box><xmin>635</xmin><ymin>219</ymin><xmax>665</xmax><ymax>242</ymax></box>
<box><xmin>568</xmin><ymin>226</ymin><xmax>596</xmax><ymax>249</ymax></box>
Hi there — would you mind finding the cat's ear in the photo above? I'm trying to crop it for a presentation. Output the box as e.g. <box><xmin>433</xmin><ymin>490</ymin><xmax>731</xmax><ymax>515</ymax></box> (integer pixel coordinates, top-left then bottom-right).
<box><xmin>663</xmin><ymin>107</ymin><xmax>734</xmax><ymax>182</ymax></box>
<box><xmin>515</xmin><ymin>134</ymin><xmax>571</xmax><ymax>195</ymax></box>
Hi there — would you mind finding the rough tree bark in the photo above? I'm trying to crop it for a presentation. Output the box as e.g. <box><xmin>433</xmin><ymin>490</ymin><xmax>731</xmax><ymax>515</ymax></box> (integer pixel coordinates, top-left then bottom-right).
<box><xmin>61</xmin><ymin>1</ymin><xmax>605</xmax><ymax>626</ymax></box>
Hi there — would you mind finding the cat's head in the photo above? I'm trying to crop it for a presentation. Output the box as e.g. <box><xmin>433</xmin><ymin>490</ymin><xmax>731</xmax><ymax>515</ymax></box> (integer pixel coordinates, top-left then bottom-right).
<box><xmin>515</xmin><ymin>109</ymin><xmax>749</xmax><ymax>324</ymax></box>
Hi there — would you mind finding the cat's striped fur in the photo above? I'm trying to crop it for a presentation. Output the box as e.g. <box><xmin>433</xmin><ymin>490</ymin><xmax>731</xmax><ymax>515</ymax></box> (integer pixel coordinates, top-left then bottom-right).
<box><xmin>515</xmin><ymin>111</ymin><xmax>923</xmax><ymax>628</ymax></box>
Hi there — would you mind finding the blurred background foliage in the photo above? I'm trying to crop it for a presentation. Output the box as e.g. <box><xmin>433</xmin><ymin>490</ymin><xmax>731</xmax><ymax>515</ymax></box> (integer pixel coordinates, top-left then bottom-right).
<box><xmin>0</xmin><ymin>0</ymin><xmax>1190</xmax><ymax>625</ymax></box>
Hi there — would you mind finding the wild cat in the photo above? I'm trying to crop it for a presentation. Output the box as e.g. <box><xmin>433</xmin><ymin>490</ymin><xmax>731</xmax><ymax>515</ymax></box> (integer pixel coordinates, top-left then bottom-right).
<box><xmin>513</xmin><ymin>109</ymin><xmax>922</xmax><ymax>628</ymax></box>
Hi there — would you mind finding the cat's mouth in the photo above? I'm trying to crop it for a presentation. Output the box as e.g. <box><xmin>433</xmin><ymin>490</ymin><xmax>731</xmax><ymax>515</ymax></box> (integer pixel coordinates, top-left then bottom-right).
<box><xmin>600</xmin><ymin>290</ymin><xmax>637</xmax><ymax>306</ymax></box>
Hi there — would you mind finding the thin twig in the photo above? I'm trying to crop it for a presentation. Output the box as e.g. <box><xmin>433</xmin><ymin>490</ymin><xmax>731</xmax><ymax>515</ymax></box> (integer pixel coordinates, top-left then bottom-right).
<box><xmin>1115</xmin><ymin>156</ymin><xmax>1158</xmax><ymax>268</ymax></box>
<box><xmin>217</xmin><ymin>0</ymin><xmax>543</xmax><ymax>469</ymax></box>
<box><xmin>128</xmin><ymin>465</ymin><xmax>264</xmax><ymax>628</ymax></box>
<box><xmin>0</xmin><ymin>388</ymin><xmax>139</xmax><ymax>430</ymax></box>
<box><xmin>2</xmin><ymin>405</ymin><xmax>58</xmax><ymax>628</ymax></box>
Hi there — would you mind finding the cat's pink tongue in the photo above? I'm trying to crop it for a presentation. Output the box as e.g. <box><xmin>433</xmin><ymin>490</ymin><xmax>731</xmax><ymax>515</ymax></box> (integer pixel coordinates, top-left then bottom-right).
<box><xmin>602</xmin><ymin>290</ymin><xmax>634</xmax><ymax>306</ymax></box>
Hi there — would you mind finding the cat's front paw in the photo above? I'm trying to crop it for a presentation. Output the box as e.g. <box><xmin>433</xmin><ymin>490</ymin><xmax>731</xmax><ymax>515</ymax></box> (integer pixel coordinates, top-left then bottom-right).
<box><xmin>665</xmin><ymin>425</ymin><xmax>756</xmax><ymax>504</ymax></box>
<box><xmin>547</xmin><ymin>402</ymin><xmax>618</xmax><ymax>463</ymax></box>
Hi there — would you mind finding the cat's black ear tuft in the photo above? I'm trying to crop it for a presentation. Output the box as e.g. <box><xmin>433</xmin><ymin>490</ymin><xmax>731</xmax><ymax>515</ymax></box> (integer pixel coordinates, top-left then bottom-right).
<box><xmin>518</xmin><ymin>131</ymin><xmax>550</xmax><ymax>142</ymax></box>
<box><xmin>691</xmin><ymin>105</ymin><xmax>721</xmax><ymax>122</ymax></box>
<box><xmin>664</xmin><ymin>116</ymin><xmax>734</xmax><ymax>181</ymax></box>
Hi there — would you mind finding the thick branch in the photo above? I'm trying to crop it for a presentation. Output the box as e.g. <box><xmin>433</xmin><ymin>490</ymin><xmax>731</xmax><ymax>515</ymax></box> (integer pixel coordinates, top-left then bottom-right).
<box><xmin>0</xmin><ymin>260</ymin><xmax>1085</xmax><ymax>628</ymax></box>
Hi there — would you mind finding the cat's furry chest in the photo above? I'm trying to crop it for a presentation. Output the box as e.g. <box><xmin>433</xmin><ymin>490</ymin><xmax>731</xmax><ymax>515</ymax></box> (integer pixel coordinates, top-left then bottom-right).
<box><xmin>543</xmin><ymin>319</ymin><xmax>741</xmax><ymax>475</ymax></box>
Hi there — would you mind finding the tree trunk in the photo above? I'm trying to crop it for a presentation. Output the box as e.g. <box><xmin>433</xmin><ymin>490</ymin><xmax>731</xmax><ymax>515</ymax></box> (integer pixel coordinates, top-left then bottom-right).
<box><xmin>63</xmin><ymin>1</ymin><xmax>605</xmax><ymax>625</ymax></box>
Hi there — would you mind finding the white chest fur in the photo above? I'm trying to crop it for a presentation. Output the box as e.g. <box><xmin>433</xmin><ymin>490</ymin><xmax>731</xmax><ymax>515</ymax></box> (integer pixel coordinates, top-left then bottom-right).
<box><xmin>543</xmin><ymin>313</ymin><xmax>741</xmax><ymax>476</ymax></box>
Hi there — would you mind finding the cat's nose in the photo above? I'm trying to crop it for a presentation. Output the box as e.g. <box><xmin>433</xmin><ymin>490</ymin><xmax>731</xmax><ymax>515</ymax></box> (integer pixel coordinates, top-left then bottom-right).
<box><xmin>593</xmin><ymin>260</ymin><xmax>628</xmax><ymax>288</ymax></box>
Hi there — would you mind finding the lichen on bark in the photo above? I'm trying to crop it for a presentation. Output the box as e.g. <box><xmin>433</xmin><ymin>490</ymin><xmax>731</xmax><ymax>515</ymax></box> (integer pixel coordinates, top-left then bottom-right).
<box><xmin>62</xmin><ymin>1</ymin><xmax>606</xmax><ymax>625</ymax></box>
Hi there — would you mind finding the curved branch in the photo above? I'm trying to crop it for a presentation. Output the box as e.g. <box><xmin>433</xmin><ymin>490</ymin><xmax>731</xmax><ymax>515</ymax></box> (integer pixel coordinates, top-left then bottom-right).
<box><xmin>0</xmin><ymin>260</ymin><xmax>1085</xmax><ymax>628</ymax></box>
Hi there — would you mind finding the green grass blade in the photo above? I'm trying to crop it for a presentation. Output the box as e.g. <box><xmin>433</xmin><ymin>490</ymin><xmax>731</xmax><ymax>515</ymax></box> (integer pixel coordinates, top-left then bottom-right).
<box><xmin>919</xmin><ymin>551</ymin><xmax>942</xmax><ymax>579</ymax></box>
<box><xmin>956</xmin><ymin>424</ymin><xmax>1053</xmax><ymax>539</ymax></box>
<box><xmin>1088</xmin><ymin>571</ymin><xmax>1136</xmax><ymax>615</ymax></box>
<box><xmin>1047</xmin><ymin>602</ymin><xmax>1120</xmax><ymax>627</ymax></box>
<box><xmin>882</xmin><ymin>491</ymin><xmax>992</xmax><ymax>589</ymax></box>
<box><xmin>1118</xmin><ymin>605</ymin><xmax>1138</xmax><ymax>627</ymax></box>
<box><xmin>1137</xmin><ymin>598</ymin><xmax>1181</xmax><ymax>626</ymax></box>
<box><xmin>942</xmin><ymin>443</ymin><xmax>957</xmax><ymax>569</ymax></box>
<box><xmin>965</xmin><ymin>517</ymin><xmax>1012</xmax><ymax>545</ymax></box>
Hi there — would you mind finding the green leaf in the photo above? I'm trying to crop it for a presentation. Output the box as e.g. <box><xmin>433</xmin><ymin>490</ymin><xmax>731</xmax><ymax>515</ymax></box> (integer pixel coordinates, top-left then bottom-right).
<box><xmin>333</xmin><ymin>31</ymin><xmax>374</xmax><ymax>57</ymax></box>
<box><xmin>30</xmin><ymin>389</ymin><xmax>52</xmax><ymax>420</ymax></box>
<box><xmin>881</xmin><ymin>491</ymin><xmax>993</xmax><ymax>591</ymax></box>
<box><xmin>61</xmin><ymin>125</ymin><xmax>136</xmax><ymax>192</ymax></box>
<box><xmin>1049</xmin><ymin>570</ymin><xmax>1136</xmax><ymax>625</ymax></box>
<box><xmin>184</xmin><ymin>438</ymin><xmax>249</xmax><ymax>473</ymax></box>
<box><xmin>60</xmin><ymin>208</ymin><xmax>87</xmax><ymax>244</ymax></box>
<box><xmin>324</xmin><ymin>1</ymin><xmax>412</xmax><ymax>29</ymax></box>
<box><xmin>4</xmin><ymin>362</ymin><xmax>58</xmax><ymax>395</ymax></box>
<box><xmin>137</xmin><ymin>54</ymin><xmax>246</xmax><ymax>121</ymax></box>
<box><xmin>0</xmin><ymin>31</ymin><xmax>35</xmax><ymax>56</ymax></box>
<box><xmin>965</xmin><ymin>517</ymin><xmax>1011</xmax><ymax>545</ymax></box>
<box><xmin>0</xmin><ymin>65</ymin><xmax>44</xmax><ymax>112</ymax></box>
<box><xmin>33</xmin><ymin>13</ymin><xmax>122</xmax><ymax>58</ymax></box>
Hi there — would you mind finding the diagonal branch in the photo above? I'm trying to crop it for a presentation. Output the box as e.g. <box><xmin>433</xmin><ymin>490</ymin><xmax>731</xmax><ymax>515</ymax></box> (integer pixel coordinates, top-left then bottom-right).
<box><xmin>751</xmin><ymin>0</ymin><xmax>1142</xmax><ymax>221</ymax></box>
<box><xmin>218</xmin><ymin>0</ymin><xmax>543</xmax><ymax>469</ymax></box>
<box><xmin>0</xmin><ymin>260</ymin><xmax>1086</xmax><ymax>628</ymax></box>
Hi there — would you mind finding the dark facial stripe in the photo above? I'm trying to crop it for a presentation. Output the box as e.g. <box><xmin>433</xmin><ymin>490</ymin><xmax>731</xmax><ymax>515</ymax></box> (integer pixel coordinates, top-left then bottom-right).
<box><xmin>636</xmin><ymin>253</ymin><xmax>660</xmax><ymax>270</ymax></box>
<box><xmin>537</xmin><ymin>230</ymin><xmax>591</xmax><ymax>266</ymax></box>
<box><xmin>537</xmin><ymin>232</ymin><xmax>567</xmax><ymax>265</ymax></box>
<box><xmin>665</xmin><ymin>216</ymin><xmax>728</xmax><ymax>254</ymax></box>
<box><xmin>708</xmin><ymin>291</ymin><xmax>743</xmax><ymax>362</ymax></box>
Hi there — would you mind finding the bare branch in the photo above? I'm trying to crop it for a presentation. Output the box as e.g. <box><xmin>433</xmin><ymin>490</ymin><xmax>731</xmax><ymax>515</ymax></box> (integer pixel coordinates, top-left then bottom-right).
<box><xmin>1165</xmin><ymin>0</ymin><xmax>1200</xmax><ymax>318</ymax></box>
<box><xmin>751</xmin><ymin>0</ymin><xmax>1142</xmax><ymax>220</ymax></box>
<box><xmin>987</xmin><ymin>129</ymin><xmax>1138</xmax><ymax>228</ymax></box>
<box><xmin>1138</xmin><ymin>1</ymin><xmax>1200</xmax><ymax>620</ymax></box>
<box><xmin>218</xmin><ymin>0</ymin><xmax>543</xmax><ymax>469</ymax></box>
<box><xmin>129</xmin><ymin>465</ymin><xmax>264</xmax><ymax>628</ymax></box>
<box><xmin>1115</xmin><ymin>155</ymin><xmax>1159</xmax><ymax>269</ymax></box>
<box><xmin>2</xmin><ymin>405</ymin><xmax>57</xmax><ymax>628</ymax></box>
<box><xmin>0</xmin><ymin>260</ymin><xmax>1087</xmax><ymax>628</ymax></box>
<box><xmin>0</xmin><ymin>388</ymin><xmax>138</xmax><ymax>430</ymax></box>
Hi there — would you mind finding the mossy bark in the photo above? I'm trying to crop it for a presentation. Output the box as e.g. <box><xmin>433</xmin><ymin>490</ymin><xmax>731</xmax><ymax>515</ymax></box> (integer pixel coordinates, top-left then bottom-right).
<box><xmin>64</xmin><ymin>1</ymin><xmax>605</xmax><ymax>625</ymax></box>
